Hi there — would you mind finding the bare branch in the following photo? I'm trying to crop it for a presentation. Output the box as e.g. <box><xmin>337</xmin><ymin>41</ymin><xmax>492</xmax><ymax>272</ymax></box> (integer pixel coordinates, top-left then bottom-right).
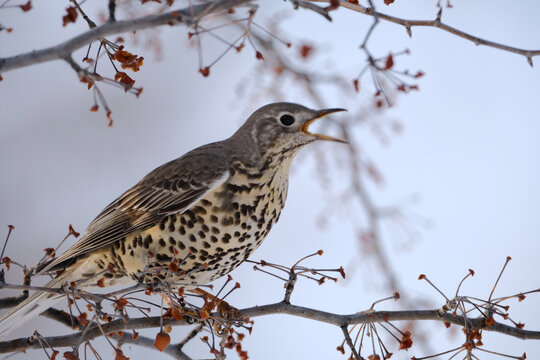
<box><xmin>341</xmin><ymin>325</ymin><xmax>361</xmax><ymax>360</ymax></box>
<box><xmin>0</xmin><ymin>225</ymin><xmax>15</xmax><ymax>262</ymax></box>
<box><xmin>175</xmin><ymin>324</ymin><xmax>204</xmax><ymax>350</ymax></box>
<box><xmin>0</xmin><ymin>0</ymin><xmax>251</xmax><ymax>73</ymax></box>
<box><xmin>289</xmin><ymin>0</ymin><xmax>333</xmax><ymax>21</ymax></box>
<box><xmin>108</xmin><ymin>0</ymin><xmax>116</xmax><ymax>22</ymax></box>
<box><xmin>0</xmin><ymin>315</ymin><xmax>188</xmax><ymax>353</ymax></box>
<box><xmin>69</xmin><ymin>0</ymin><xmax>97</xmax><ymax>29</ymax></box>
<box><xmin>4</xmin><ymin>0</ymin><xmax>538</xmax><ymax>74</ymax></box>
<box><xmin>1</xmin><ymin>302</ymin><xmax>538</xmax><ymax>353</ymax></box>
<box><xmin>116</xmin><ymin>333</ymin><xmax>192</xmax><ymax>360</ymax></box>
<box><xmin>307</xmin><ymin>0</ymin><xmax>540</xmax><ymax>65</ymax></box>
<box><xmin>241</xmin><ymin>302</ymin><xmax>540</xmax><ymax>340</ymax></box>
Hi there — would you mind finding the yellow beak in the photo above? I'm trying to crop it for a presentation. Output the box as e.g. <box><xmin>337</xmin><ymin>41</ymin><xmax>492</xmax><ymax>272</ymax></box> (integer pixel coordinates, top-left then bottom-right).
<box><xmin>300</xmin><ymin>108</ymin><xmax>348</xmax><ymax>143</ymax></box>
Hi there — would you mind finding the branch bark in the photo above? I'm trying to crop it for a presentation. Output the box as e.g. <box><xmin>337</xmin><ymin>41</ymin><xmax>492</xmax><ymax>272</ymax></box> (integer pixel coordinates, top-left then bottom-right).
<box><xmin>116</xmin><ymin>333</ymin><xmax>192</xmax><ymax>360</ymax></box>
<box><xmin>0</xmin><ymin>0</ymin><xmax>251</xmax><ymax>73</ymax></box>
<box><xmin>2</xmin><ymin>0</ymin><xmax>539</xmax><ymax>74</ymax></box>
<box><xmin>307</xmin><ymin>0</ymin><xmax>540</xmax><ymax>65</ymax></box>
<box><xmin>1</xmin><ymin>301</ymin><xmax>538</xmax><ymax>353</ymax></box>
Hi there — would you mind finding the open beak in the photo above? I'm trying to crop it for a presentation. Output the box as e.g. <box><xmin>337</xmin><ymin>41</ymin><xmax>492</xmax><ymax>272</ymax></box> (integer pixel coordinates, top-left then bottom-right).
<box><xmin>300</xmin><ymin>108</ymin><xmax>348</xmax><ymax>143</ymax></box>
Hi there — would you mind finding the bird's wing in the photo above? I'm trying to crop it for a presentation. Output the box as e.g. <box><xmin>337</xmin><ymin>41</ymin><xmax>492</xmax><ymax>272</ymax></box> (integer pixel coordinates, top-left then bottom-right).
<box><xmin>39</xmin><ymin>148</ymin><xmax>230</xmax><ymax>274</ymax></box>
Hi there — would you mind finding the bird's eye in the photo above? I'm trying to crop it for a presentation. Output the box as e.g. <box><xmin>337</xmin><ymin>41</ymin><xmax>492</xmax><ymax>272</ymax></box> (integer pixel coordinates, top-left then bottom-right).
<box><xmin>279</xmin><ymin>114</ymin><xmax>295</xmax><ymax>126</ymax></box>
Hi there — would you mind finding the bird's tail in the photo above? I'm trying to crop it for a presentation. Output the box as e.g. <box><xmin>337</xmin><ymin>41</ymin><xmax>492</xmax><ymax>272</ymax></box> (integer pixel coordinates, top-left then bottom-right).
<box><xmin>0</xmin><ymin>272</ymin><xmax>70</xmax><ymax>338</ymax></box>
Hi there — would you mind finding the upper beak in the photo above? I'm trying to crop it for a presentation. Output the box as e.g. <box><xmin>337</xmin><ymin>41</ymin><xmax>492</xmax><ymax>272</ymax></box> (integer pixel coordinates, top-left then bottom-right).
<box><xmin>300</xmin><ymin>108</ymin><xmax>348</xmax><ymax>143</ymax></box>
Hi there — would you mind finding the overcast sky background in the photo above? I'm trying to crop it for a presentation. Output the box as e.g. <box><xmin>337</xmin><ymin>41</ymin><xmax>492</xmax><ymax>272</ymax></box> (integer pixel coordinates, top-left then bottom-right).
<box><xmin>1</xmin><ymin>0</ymin><xmax>539</xmax><ymax>359</ymax></box>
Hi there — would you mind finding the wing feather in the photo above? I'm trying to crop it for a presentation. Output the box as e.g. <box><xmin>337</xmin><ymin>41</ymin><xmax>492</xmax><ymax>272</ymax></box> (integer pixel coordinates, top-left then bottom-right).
<box><xmin>39</xmin><ymin>147</ymin><xmax>230</xmax><ymax>274</ymax></box>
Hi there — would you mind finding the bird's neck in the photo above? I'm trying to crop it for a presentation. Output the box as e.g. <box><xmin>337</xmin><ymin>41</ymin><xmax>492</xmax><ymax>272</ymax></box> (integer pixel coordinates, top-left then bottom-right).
<box><xmin>224</xmin><ymin>132</ymin><xmax>303</xmax><ymax>179</ymax></box>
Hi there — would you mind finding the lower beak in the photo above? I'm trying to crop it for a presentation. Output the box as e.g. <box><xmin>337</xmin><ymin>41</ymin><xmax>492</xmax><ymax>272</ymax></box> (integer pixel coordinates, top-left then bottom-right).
<box><xmin>300</xmin><ymin>108</ymin><xmax>348</xmax><ymax>143</ymax></box>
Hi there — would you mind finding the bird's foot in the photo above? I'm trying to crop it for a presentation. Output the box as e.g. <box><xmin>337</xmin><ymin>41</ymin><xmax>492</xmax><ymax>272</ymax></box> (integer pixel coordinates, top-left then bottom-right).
<box><xmin>216</xmin><ymin>298</ymin><xmax>243</xmax><ymax>320</ymax></box>
<box><xmin>190</xmin><ymin>288</ymin><xmax>243</xmax><ymax>321</ymax></box>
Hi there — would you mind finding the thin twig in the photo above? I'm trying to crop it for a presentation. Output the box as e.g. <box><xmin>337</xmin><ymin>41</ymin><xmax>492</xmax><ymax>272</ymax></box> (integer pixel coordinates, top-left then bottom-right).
<box><xmin>307</xmin><ymin>0</ymin><xmax>540</xmax><ymax>65</ymax></box>
<box><xmin>69</xmin><ymin>0</ymin><xmax>97</xmax><ymax>28</ymax></box>
<box><xmin>0</xmin><ymin>0</ymin><xmax>251</xmax><ymax>73</ymax></box>
<box><xmin>176</xmin><ymin>324</ymin><xmax>204</xmax><ymax>350</ymax></box>
<box><xmin>341</xmin><ymin>325</ymin><xmax>361</xmax><ymax>360</ymax></box>
<box><xmin>0</xmin><ymin>225</ymin><xmax>15</xmax><ymax>262</ymax></box>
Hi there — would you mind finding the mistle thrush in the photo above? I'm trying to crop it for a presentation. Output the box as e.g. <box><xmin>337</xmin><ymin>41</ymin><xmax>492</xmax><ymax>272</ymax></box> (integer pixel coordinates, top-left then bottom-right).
<box><xmin>0</xmin><ymin>102</ymin><xmax>345</xmax><ymax>336</ymax></box>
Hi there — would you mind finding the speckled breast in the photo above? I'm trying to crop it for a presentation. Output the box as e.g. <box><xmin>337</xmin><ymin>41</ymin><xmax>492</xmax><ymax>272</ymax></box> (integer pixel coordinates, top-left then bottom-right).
<box><xmin>116</xmin><ymin>163</ymin><xmax>291</xmax><ymax>287</ymax></box>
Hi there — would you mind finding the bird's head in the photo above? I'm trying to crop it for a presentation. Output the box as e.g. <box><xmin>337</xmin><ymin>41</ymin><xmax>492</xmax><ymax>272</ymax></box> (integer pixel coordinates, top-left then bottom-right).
<box><xmin>234</xmin><ymin>102</ymin><xmax>347</xmax><ymax>161</ymax></box>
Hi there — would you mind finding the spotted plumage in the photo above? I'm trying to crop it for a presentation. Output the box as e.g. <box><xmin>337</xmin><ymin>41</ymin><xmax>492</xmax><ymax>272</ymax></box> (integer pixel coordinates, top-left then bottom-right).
<box><xmin>0</xmin><ymin>102</ymin><xmax>346</xmax><ymax>337</ymax></box>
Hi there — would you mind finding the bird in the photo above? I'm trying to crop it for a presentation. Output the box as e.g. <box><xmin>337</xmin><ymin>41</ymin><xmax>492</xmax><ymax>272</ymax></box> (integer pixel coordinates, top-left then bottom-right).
<box><xmin>0</xmin><ymin>102</ymin><xmax>346</xmax><ymax>337</ymax></box>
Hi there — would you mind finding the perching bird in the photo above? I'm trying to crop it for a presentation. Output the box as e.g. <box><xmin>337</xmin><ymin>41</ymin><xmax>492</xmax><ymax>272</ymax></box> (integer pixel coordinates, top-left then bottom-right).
<box><xmin>0</xmin><ymin>102</ymin><xmax>346</xmax><ymax>337</ymax></box>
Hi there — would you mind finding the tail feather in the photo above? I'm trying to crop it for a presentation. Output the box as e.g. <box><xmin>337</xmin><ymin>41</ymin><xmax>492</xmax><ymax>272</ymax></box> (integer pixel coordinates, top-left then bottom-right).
<box><xmin>0</xmin><ymin>274</ymin><xmax>69</xmax><ymax>338</ymax></box>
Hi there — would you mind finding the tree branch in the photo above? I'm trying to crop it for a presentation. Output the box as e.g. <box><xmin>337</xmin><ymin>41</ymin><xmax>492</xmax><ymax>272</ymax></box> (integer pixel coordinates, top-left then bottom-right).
<box><xmin>341</xmin><ymin>324</ymin><xmax>361</xmax><ymax>360</ymax></box>
<box><xmin>307</xmin><ymin>0</ymin><xmax>540</xmax><ymax>65</ymax></box>
<box><xmin>1</xmin><ymin>302</ymin><xmax>538</xmax><ymax>353</ymax></box>
<box><xmin>116</xmin><ymin>333</ymin><xmax>192</xmax><ymax>360</ymax></box>
<box><xmin>4</xmin><ymin>0</ymin><xmax>538</xmax><ymax>74</ymax></box>
<box><xmin>0</xmin><ymin>0</ymin><xmax>251</xmax><ymax>73</ymax></box>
